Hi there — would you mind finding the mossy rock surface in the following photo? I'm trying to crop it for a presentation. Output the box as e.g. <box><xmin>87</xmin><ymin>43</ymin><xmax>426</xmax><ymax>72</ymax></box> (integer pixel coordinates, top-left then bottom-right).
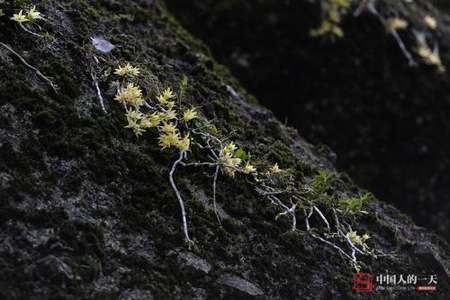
<box><xmin>0</xmin><ymin>0</ymin><xmax>449</xmax><ymax>299</ymax></box>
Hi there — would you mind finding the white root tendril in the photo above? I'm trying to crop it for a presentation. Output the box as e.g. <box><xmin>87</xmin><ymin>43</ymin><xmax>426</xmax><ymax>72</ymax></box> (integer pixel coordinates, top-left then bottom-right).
<box><xmin>169</xmin><ymin>150</ymin><xmax>192</xmax><ymax>245</ymax></box>
<box><xmin>212</xmin><ymin>164</ymin><xmax>222</xmax><ymax>226</ymax></box>
<box><xmin>355</xmin><ymin>1</ymin><xmax>417</xmax><ymax>67</ymax></box>
<box><xmin>19</xmin><ymin>23</ymin><xmax>43</xmax><ymax>38</ymax></box>
<box><xmin>0</xmin><ymin>42</ymin><xmax>58</xmax><ymax>93</ymax></box>
<box><xmin>90</xmin><ymin>71</ymin><xmax>107</xmax><ymax>114</ymax></box>
<box><xmin>109</xmin><ymin>65</ymin><xmax>373</xmax><ymax>268</ymax></box>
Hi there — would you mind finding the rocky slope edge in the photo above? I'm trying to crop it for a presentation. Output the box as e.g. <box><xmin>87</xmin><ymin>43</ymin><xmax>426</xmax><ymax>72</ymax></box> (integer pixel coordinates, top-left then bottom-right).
<box><xmin>0</xmin><ymin>1</ymin><xmax>449</xmax><ymax>299</ymax></box>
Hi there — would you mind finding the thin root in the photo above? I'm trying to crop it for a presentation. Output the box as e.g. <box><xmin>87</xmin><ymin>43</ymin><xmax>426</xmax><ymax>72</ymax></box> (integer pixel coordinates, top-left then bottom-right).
<box><xmin>0</xmin><ymin>42</ymin><xmax>58</xmax><ymax>93</ymax></box>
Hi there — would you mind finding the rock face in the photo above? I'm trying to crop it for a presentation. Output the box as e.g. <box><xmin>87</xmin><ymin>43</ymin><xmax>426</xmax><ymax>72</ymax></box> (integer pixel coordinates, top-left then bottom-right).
<box><xmin>166</xmin><ymin>0</ymin><xmax>450</xmax><ymax>240</ymax></box>
<box><xmin>216</xmin><ymin>273</ymin><xmax>265</xmax><ymax>297</ymax></box>
<box><xmin>0</xmin><ymin>1</ymin><xmax>449</xmax><ymax>299</ymax></box>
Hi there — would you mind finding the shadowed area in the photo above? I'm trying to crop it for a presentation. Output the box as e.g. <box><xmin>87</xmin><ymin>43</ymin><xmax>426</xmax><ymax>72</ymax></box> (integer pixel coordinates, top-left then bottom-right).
<box><xmin>166</xmin><ymin>0</ymin><xmax>450</xmax><ymax>240</ymax></box>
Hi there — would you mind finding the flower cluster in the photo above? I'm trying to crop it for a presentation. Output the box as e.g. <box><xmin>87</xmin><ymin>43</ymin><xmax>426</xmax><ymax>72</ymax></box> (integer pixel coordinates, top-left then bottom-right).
<box><xmin>242</xmin><ymin>162</ymin><xmax>257</xmax><ymax>175</ymax></box>
<box><xmin>268</xmin><ymin>163</ymin><xmax>282</xmax><ymax>175</ymax></box>
<box><xmin>311</xmin><ymin>1</ymin><xmax>446</xmax><ymax>73</ymax></box>
<box><xmin>348</xmin><ymin>230</ymin><xmax>371</xmax><ymax>252</ymax></box>
<box><xmin>114</xmin><ymin>64</ymin><xmax>196</xmax><ymax>152</ymax></box>
<box><xmin>114</xmin><ymin>63</ymin><xmax>140</xmax><ymax>77</ymax></box>
<box><xmin>115</xmin><ymin>83</ymin><xmax>145</xmax><ymax>107</ymax></box>
<box><xmin>381</xmin><ymin>13</ymin><xmax>444</xmax><ymax>72</ymax></box>
<box><xmin>183</xmin><ymin>108</ymin><xmax>198</xmax><ymax>123</ymax></box>
<box><xmin>218</xmin><ymin>142</ymin><xmax>242</xmax><ymax>177</ymax></box>
<box><xmin>11</xmin><ymin>6</ymin><xmax>41</xmax><ymax>23</ymax></box>
<box><xmin>157</xmin><ymin>87</ymin><xmax>175</xmax><ymax>108</ymax></box>
<box><xmin>111</xmin><ymin>64</ymin><xmax>374</xmax><ymax>268</ymax></box>
<box><xmin>158</xmin><ymin>121</ymin><xmax>190</xmax><ymax>151</ymax></box>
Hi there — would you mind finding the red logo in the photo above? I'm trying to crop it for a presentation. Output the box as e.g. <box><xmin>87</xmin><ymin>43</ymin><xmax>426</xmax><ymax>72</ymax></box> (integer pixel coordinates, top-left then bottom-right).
<box><xmin>353</xmin><ymin>273</ymin><xmax>374</xmax><ymax>292</ymax></box>
<box><xmin>416</xmin><ymin>285</ymin><xmax>437</xmax><ymax>292</ymax></box>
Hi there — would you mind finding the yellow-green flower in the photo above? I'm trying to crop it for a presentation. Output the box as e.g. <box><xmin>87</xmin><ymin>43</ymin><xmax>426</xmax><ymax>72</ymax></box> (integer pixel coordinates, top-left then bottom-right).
<box><xmin>125</xmin><ymin>110</ymin><xmax>145</xmax><ymax>136</ymax></box>
<box><xmin>182</xmin><ymin>108</ymin><xmax>198</xmax><ymax>123</ymax></box>
<box><xmin>362</xmin><ymin>233</ymin><xmax>370</xmax><ymax>242</ymax></box>
<box><xmin>417</xmin><ymin>43</ymin><xmax>445</xmax><ymax>72</ymax></box>
<box><xmin>424</xmin><ymin>15</ymin><xmax>437</xmax><ymax>30</ymax></box>
<box><xmin>160</xmin><ymin>122</ymin><xmax>178</xmax><ymax>135</ymax></box>
<box><xmin>348</xmin><ymin>230</ymin><xmax>370</xmax><ymax>246</ymax></box>
<box><xmin>387</xmin><ymin>18</ymin><xmax>408</xmax><ymax>31</ymax></box>
<box><xmin>242</xmin><ymin>162</ymin><xmax>257</xmax><ymax>175</ymax></box>
<box><xmin>26</xmin><ymin>6</ymin><xmax>41</xmax><ymax>21</ymax></box>
<box><xmin>157</xmin><ymin>87</ymin><xmax>175</xmax><ymax>106</ymax></box>
<box><xmin>162</xmin><ymin>109</ymin><xmax>177</xmax><ymax>121</ymax></box>
<box><xmin>130</xmin><ymin>124</ymin><xmax>145</xmax><ymax>136</ymax></box>
<box><xmin>115</xmin><ymin>83</ymin><xmax>144</xmax><ymax>107</ymax></box>
<box><xmin>163</xmin><ymin>100</ymin><xmax>176</xmax><ymax>110</ymax></box>
<box><xmin>158</xmin><ymin>131</ymin><xmax>181</xmax><ymax>150</ymax></box>
<box><xmin>125</xmin><ymin>109</ymin><xmax>143</xmax><ymax>123</ymax></box>
<box><xmin>114</xmin><ymin>63</ymin><xmax>140</xmax><ymax>77</ymax></box>
<box><xmin>223</xmin><ymin>142</ymin><xmax>237</xmax><ymax>155</ymax></box>
<box><xmin>177</xmin><ymin>135</ymin><xmax>191</xmax><ymax>151</ymax></box>
<box><xmin>219</xmin><ymin>151</ymin><xmax>241</xmax><ymax>177</ymax></box>
<box><xmin>141</xmin><ymin>112</ymin><xmax>161</xmax><ymax>128</ymax></box>
<box><xmin>268</xmin><ymin>163</ymin><xmax>282</xmax><ymax>175</ymax></box>
<box><xmin>311</xmin><ymin>20</ymin><xmax>343</xmax><ymax>38</ymax></box>
<box><xmin>11</xmin><ymin>10</ymin><xmax>29</xmax><ymax>23</ymax></box>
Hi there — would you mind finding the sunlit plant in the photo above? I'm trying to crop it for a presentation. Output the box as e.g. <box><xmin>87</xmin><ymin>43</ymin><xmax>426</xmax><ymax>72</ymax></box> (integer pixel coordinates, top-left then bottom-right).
<box><xmin>112</xmin><ymin>63</ymin><xmax>375</xmax><ymax>269</ymax></box>
<box><xmin>10</xmin><ymin>6</ymin><xmax>43</xmax><ymax>37</ymax></box>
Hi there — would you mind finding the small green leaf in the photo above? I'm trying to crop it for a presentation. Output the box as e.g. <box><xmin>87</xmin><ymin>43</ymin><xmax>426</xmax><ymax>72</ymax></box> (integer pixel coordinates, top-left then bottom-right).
<box><xmin>339</xmin><ymin>193</ymin><xmax>371</xmax><ymax>215</ymax></box>
<box><xmin>209</xmin><ymin>124</ymin><xmax>218</xmax><ymax>135</ymax></box>
<box><xmin>235</xmin><ymin>148</ymin><xmax>249</xmax><ymax>160</ymax></box>
<box><xmin>179</xmin><ymin>75</ymin><xmax>188</xmax><ymax>99</ymax></box>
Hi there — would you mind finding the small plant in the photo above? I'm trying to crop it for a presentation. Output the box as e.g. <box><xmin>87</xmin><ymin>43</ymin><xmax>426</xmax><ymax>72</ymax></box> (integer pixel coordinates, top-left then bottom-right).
<box><xmin>11</xmin><ymin>6</ymin><xmax>41</xmax><ymax>22</ymax></box>
<box><xmin>307</xmin><ymin>169</ymin><xmax>336</xmax><ymax>205</ymax></box>
<box><xmin>311</xmin><ymin>170</ymin><xmax>335</xmax><ymax>194</ymax></box>
<box><xmin>361</xmin><ymin>2</ymin><xmax>444</xmax><ymax>72</ymax></box>
<box><xmin>424</xmin><ymin>15</ymin><xmax>437</xmax><ymax>30</ymax></box>
<box><xmin>110</xmin><ymin>63</ymin><xmax>374</xmax><ymax>269</ymax></box>
<box><xmin>114</xmin><ymin>63</ymin><xmax>141</xmax><ymax>77</ymax></box>
<box><xmin>0</xmin><ymin>3</ymin><xmax>56</xmax><ymax>91</ymax></box>
<box><xmin>415</xmin><ymin>32</ymin><xmax>445</xmax><ymax>72</ymax></box>
<box><xmin>339</xmin><ymin>192</ymin><xmax>371</xmax><ymax>215</ymax></box>
<box><xmin>386</xmin><ymin>17</ymin><xmax>408</xmax><ymax>31</ymax></box>
<box><xmin>310</xmin><ymin>0</ymin><xmax>353</xmax><ymax>38</ymax></box>
<box><xmin>312</xmin><ymin>0</ymin><xmax>446</xmax><ymax>72</ymax></box>
<box><xmin>10</xmin><ymin>6</ymin><xmax>43</xmax><ymax>37</ymax></box>
<box><xmin>347</xmin><ymin>229</ymin><xmax>371</xmax><ymax>251</ymax></box>
<box><xmin>2</xmin><ymin>0</ymin><xmax>380</xmax><ymax>268</ymax></box>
